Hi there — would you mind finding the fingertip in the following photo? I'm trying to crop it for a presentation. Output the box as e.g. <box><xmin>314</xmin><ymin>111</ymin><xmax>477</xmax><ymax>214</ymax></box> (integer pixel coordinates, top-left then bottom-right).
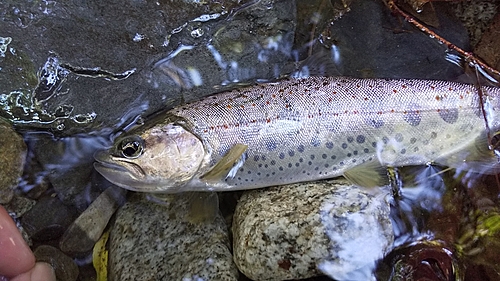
<box><xmin>0</xmin><ymin>206</ymin><xmax>35</xmax><ymax>277</ymax></box>
<box><xmin>31</xmin><ymin>262</ymin><xmax>56</xmax><ymax>281</ymax></box>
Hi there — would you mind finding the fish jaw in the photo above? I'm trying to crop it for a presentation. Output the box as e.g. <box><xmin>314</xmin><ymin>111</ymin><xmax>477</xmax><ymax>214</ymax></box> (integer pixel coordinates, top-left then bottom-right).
<box><xmin>93</xmin><ymin>150</ymin><xmax>167</xmax><ymax>192</ymax></box>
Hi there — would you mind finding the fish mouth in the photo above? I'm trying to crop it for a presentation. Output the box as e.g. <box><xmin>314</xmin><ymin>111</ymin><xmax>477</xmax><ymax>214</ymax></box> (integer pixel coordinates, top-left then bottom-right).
<box><xmin>93</xmin><ymin>150</ymin><xmax>150</xmax><ymax>191</ymax></box>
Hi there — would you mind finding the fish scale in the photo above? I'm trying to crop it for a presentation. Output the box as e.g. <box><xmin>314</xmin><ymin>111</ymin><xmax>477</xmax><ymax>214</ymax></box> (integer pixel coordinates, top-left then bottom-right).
<box><xmin>171</xmin><ymin>76</ymin><xmax>495</xmax><ymax>190</ymax></box>
<box><xmin>94</xmin><ymin>76</ymin><xmax>500</xmax><ymax>193</ymax></box>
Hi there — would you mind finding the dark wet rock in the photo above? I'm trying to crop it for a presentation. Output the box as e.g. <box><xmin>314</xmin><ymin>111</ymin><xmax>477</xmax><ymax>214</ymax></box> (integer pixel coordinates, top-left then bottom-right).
<box><xmin>1</xmin><ymin>195</ymin><xmax>36</xmax><ymax>218</ymax></box>
<box><xmin>0</xmin><ymin>0</ymin><xmax>296</xmax><ymax>135</ymax></box>
<box><xmin>232</xmin><ymin>178</ymin><xmax>393</xmax><ymax>281</ymax></box>
<box><xmin>30</xmin><ymin>132</ymin><xmax>111</xmax><ymax>211</ymax></box>
<box><xmin>60</xmin><ymin>185</ymin><xmax>127</xmax><ymax>255</ymax></box>
<box><xmin>452</xmin><ymin>1</ymin><xmax>499</xmax><ymax>47</ymax></box>
<box><xmin>0</xmin><ymin>118</ymin><xmax>27</xmax><ymax>204</ymax></box>
<box><xmin>108</xmin><ymin>193</ymin><xmax>238</xmax><ymax>281</ymax></box>
<box><xmin>34</xmin><ymin>245</ymin><xmax>79</xmax><ymax>281</ymax></box>
<box><xmin>319</xmin><ymin>0</ymin><xmax>469</xmax><ymax>80</ymax></box>
<box><xmin>21</xmin><ymin>194</ymin><xmax>78</xmax><ymax>241</ymax></box>
<box><xmin>377</xmin><ymin>241</ymin><xmax>458</xmax><ymax>281</ymax></box>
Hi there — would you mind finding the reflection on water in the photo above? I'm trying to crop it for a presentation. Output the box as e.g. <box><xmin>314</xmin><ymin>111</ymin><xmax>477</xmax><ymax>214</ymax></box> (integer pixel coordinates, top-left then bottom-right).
<box><xmin>1</xmin><ymin>0</ymin><xmax>500</xmax><ymax>280</ymax></box>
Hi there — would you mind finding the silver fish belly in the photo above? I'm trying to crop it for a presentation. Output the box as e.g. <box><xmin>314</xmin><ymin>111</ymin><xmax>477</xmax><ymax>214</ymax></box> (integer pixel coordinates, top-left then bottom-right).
<box><xmin>175</xmin><ymin>77</ymin><xmax>499</xmax><ymax>190</ymax></box>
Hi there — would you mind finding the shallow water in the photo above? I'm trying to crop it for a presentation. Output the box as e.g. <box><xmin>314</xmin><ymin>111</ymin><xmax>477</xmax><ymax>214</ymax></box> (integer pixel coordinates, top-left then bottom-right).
<box><xmin>1</xmin><ymin>0</ymin><xmax>500</xmax><ymax>280</ymax></box>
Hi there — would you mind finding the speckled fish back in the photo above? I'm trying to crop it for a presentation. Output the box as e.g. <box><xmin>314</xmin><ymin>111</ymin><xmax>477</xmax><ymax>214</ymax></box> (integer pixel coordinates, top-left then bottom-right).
<box><xmin>171</xmin><ymin>76</ymin><xmax>496</xmax><ymax>190</ymax></box>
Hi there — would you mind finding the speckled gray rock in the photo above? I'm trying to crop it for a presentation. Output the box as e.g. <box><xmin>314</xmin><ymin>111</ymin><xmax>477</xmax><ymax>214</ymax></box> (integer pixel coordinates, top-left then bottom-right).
<box><xmin>59</xmin><ymin>185</ymin><xmax>127</xmax><ymax>255</ymax></box>
<box><xmin>0</xmin><ymin>119</ymin><xmax>27</xmax><ymax>204</ymax></box>
<box><xmin>108</xmin><ymin>193</ymin><xmax>238</xmax><ymax>281</ymax></box>
<box><xmin>232</xmin><ymin>178</ymin><xmax>393</xmax><ymax>281</ymax></box>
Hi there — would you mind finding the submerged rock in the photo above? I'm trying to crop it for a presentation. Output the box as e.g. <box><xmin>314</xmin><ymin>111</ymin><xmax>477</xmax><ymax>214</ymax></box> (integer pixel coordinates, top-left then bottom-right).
<box><xmin>34</xmin><ymin>245</ymin><xmax>79</xmax><ymax>281</ymax></box>
<box><xmin>20</xmin><ymin>194</ymin><xmax>78</xmax><ymax>241</ymax></box>
<box><xmin>59</xmin><ymin>185</ymin><xmax>127</xmax><ymax>255</ymax></box>
<box><xmin>108</xmin><ymin>193</ymin><xmax>238</xmax><ymax>281</ymax></box>
<box><xmin>0</xmin><ymin>118</ymin><xmax>27</xmax><ymax>204</ymax></box>
<box><xmin>232</xmin><ymin>178</ymin><xmax>394</xmax><ymax>281</ymax></box>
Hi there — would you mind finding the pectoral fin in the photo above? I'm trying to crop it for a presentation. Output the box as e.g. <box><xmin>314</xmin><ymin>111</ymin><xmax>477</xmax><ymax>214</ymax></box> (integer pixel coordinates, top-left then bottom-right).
<box><xmin>184</xmin><ymin>192</ymin><xmax>219</xmax><ymax>224</ymax></box>
<box><xmin>200</xmin><ymin>144</ymin><xmax>248</xmax><ymax>183</ymax></box>
<box><xmin>343</xmin><ymin>160</ymin><xmax>389</xmax><ymax>188</ymax></box>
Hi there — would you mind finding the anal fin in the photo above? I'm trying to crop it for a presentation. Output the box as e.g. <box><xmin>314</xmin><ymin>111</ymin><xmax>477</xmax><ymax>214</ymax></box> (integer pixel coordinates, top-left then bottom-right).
<box><xmin>343</xmin><ymin>160</ymin><xmax>389</xmax><ymax>188</ymax></box>
<box><xmin>436</xmin><ymin>132</ymin><xmax>500</xmax><ymax>175</ymax></box>
<box><xmin>200</xmin><ymin>144</ymin><xmax>248</xmax><ymax>183</ymax></box>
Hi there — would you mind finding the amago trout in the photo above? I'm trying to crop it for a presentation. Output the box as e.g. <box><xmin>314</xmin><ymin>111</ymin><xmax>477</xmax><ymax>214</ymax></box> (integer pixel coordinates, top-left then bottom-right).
<box><xmin>94</xmin><ymin>76</ymin><xmax>500</xmax><ymax>193</ymax></box>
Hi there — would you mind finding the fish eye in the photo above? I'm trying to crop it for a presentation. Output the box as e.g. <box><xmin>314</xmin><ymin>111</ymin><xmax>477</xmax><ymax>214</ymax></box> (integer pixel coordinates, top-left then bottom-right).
<box><xmin>117</xmin><ymin>136</ymin><xmax>144</xmax><ymax>159</ymax></box>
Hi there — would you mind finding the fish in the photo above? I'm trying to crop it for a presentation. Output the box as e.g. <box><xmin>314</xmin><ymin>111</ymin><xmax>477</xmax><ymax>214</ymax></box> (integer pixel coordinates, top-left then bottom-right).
<box><xmin>93</xmin><ymin>76</ymin><xmax>500</xmax><ymax>193</ymax></box>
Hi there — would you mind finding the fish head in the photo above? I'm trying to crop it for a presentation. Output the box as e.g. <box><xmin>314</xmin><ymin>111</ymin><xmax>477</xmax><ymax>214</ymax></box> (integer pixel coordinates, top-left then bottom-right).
<box><xmin>94</xmin><ymin>123</ymin><xmax>206</xmax><ymax>193</ymax></box>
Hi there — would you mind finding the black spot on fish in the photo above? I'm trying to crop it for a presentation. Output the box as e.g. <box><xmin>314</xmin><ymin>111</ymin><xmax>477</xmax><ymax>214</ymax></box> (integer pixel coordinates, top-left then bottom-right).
<box><xmin>400</xmin><ymin>148</ymin><xmax>406</xmax><ymax>154</ymax></box>
<box><xmin>258</xmin><ymin>164</ymin><xmax>263</xmax><ymax>168</ymax></box>
<box><xmin>382</xmin><ymin>137</ymin><xmax>389</xmax><ymax>144</ymax></box>
<box><xmin>257</xmin><ymin>172</ymin><xmax>261</xmax><ymax>176</ymax></box>
<box><xmin>339</xmin><ymin>161</ymin><xmax>345</xmax><ymax>166</ymax></box>
<box><xmin>368</xmin><ymin>119</ymin><xmax>384</xmax><ymax>128</ymax></box>
<box><xmin>261</xmin><ymin>156</ymin><xmax>267</xmax><ymax>161</ymax></box>
<box><xmin>325</xmin><ymin>163</ymin><xmax>329</xmax><ymax>168</ymax></box>
<box><xmin>279</xmin><ymin>152</ymin><xmax>285</xmax><ymax>159</ymax></box>
<box><xmin>347</xmin><ymin>136</ymin><xmax>354</xmax><ymax>143</ymax></box>
<box><xmin>253</xmin><ymin>155</ymin><xmax>260</xmax><ymax>162</ymax></box>
<box><xmin>372</xmin><ymin>142</ymin><xmax>377</xmax><ymax>148</ymax></box>
<box><xmin>404</xmin><ymin>110</ymin><xmax>421</xmax><ymax>126</ymax></box>
<box><xmin>264</xmin><ymin>164</ymin><xmax>268</xmax><ymax>168</ymax></box>
<box><xmin>310</xmin><ymin>155</ymin><xmax>315</xmax><ymax>160</ymax></box>
<box><xmin>439</xmin><ymin>108</ymin><xmax>459</xmax><ymax>124</ymax></box>
<box><xmin>240</xmin><ymin>168</ymin><xmax>244</xmax><ymax>172</ymax></box>
<box><xmin>352</xmin><ymin>159</ymin><xmax>357</xmax><ymax>163</ymax></box>
<box><xmin>270</xmin><ymin>160</ymin><xmax>276</xmax><ymax>165</ymax></box>
<box><xmin>308</xmin><ymin>161</ymin><xmax>312</xmax><ymax>165</ymax></box>
<box><xmin>288</xmin><ymin>163</ymin><xmax>292</xmax><ymax>168</ymax></box>
<box><xmin>295</xmin><ymin>163</ymin><xmax>300</xmax><ymax>167</ymax></box>
<box><xmin>311</xmin><ymin>138</ymin><xmax>321</xmax><ymax>147</ymax></box>
<box><xmin>266</xmin><ymin>140</ymin><xmax>278</xmax><ymax>151</ymax></box>
<box><xmin>430</xmin><ymin>132</ymin><xmax>437</xmax><ymax>139</ymax></box>
<box><xmin>288</xmin><ymin>150</ymin><xmax>295</xmax><ymax>157</ymax></box>
<box><xmin>353</xmin><ymin>150</ymin><xmax>358</xmax><ymax>155</ymax></box>
<box><xmin>331</xmin><ymin>155</ymin><xmax>336</xmax><ymax>160</ymax></box>
<box><xmin>297</xmin><ymin>145</ymin><xmax>305</xmax><ymax>153</ymax></box>
<box><xmin>395</xmin><ymin>133</ymin><xmax>404</xmax><ymax>142</ymax></box>
<box><xmin>325</xmin><ymin>142</ymin><xmax>334</xmax><ymax>149</ymax></box>
<box><xmin>347</xmin><ymin>153</ymin><xmax>352</xmax><ymax>157</ymax></box>
<box><xmin>315</xmin><ymin>167</ymin><xmax>319</xmax><ymax>171</ymax></box>
<box><xmin>364</xmin><ymin>148</ymin><xmax>369</xmax><ymax>153</ymax></box>
<box><xmin>299</xmin><ymin>158</ymin><xmax>303</xmax><ymax>162</ymax></box>
<box><xmin>410</xmin><ymin>137</ymin><xmax>417</xmax><ymax>144</ymax></box>
<box><xmin>279</xmin><ymin>166</ymin><xmax>284</xmax><ymax>171</ymax></box>
<box><xmin>322</xmin><ymin>154</ymin><xmax>327</xmax><ymax>159</ymax></box>
<box><xmin>356</xmin><ymin>135</ymin><xmax>365</xmax><ymax>143</ymax></box>
<box><xmin>342</xmin><ymin>143</ymin><xmax>348</xmax><ymax>149</ymax></box>
<box><xmin>248</xmin><ymin>171</ymin><xmax>252</xmax><ymax>174</ymax></box>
